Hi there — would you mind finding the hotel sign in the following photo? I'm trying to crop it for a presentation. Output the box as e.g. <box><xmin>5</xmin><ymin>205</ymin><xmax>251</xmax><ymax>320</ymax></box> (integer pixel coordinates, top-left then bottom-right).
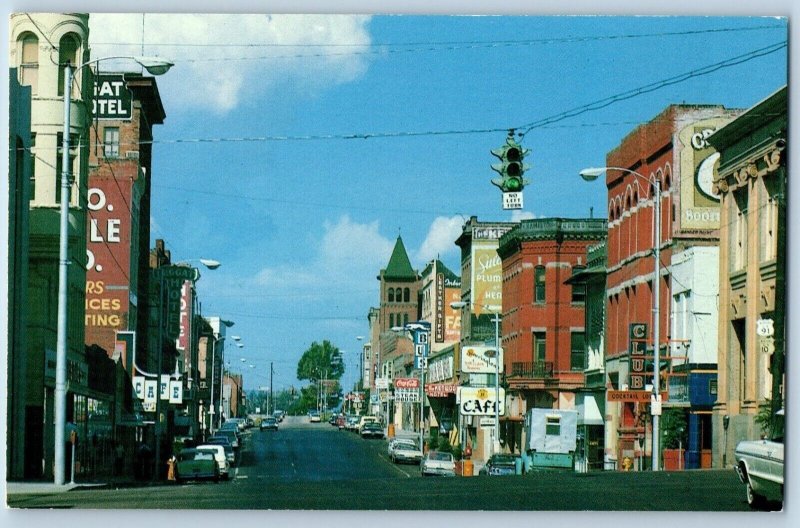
<box><xmin>93</xmin><ymin>74</ymin><xmax>133</xmax><ymax>120</ymax></box>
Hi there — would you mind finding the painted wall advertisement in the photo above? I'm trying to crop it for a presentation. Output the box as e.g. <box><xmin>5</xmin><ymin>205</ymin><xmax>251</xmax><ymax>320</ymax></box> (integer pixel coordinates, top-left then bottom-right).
<box><xmin>470</xmin><ymin>243</ymin><xmax>503</xmax><ymax>316</ymax></box>
<box><xmin>678</xmin><ymin>117</ymin><xmax>729</xmax><ymax>231</ymax></box>
<box><xmin>85</xmin><ymin>180</ymin><xmax>133</xmax><ymax>354</ymax></box>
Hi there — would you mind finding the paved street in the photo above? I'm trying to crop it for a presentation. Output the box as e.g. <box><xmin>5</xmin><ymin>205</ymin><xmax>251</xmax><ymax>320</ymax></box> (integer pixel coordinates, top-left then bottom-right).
<box><xmin>7</xmin><ymin>416</ymin><xmax>768</xmax><ymax>511</ymax></box>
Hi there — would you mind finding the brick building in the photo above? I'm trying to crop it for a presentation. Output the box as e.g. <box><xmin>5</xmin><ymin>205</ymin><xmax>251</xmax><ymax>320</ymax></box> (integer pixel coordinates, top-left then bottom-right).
<box><xmin>601</xmin><ymin>104</ymin><xmax>739</xmax><ymax>470</ymax></box>
<box><xmin>497</xmin><ymin>218</ymin><xmax>607</xmax><ymax>454</ymax></box>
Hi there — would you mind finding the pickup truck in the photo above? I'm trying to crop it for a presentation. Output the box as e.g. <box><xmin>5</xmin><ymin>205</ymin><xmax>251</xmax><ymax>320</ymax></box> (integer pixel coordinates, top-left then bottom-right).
<box><xmin>734</xmin><ymin>410</ymin><xmax>784</xmax><ymax>509</ymax></box>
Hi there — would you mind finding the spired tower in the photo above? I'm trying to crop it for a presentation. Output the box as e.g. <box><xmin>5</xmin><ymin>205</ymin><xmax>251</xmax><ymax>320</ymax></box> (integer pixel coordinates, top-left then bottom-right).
<box><xmin>377</xmin><ymin>236</ymin><xmax>420</xmax><ymax>333</ymax></box>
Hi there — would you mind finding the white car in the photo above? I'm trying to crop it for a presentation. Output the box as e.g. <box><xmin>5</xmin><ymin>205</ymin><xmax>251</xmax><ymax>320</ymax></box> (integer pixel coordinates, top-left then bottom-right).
<box><xmin>390</xmin><ymin>439</ymin><xmax>423</xmax><ymax>464</ymax></box>
<box><xmin>420</xmin><ymin>450</ymin><xmax>456</xmax><ymax>476</ymax></box>
<box><xmin>734</xmin><ymin>410</ymin><xmax>784</xmax><ymax>509</ymax></box>
<box><xmin>196</xmin><ymin>444</ymin><xmax>231</xmax><ymax>480</ymax></box>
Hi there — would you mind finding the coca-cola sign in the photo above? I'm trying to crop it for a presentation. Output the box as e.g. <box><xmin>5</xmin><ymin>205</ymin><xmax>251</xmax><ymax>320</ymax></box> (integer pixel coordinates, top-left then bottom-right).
<box><xmin>393</xmin><ymin>377</ymin><xmax>419</xmax><ymax>389</ymax></box>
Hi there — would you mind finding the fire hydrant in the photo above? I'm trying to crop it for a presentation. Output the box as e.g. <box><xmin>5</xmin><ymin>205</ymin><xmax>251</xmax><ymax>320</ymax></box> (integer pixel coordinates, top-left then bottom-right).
<box><xmin>622</xmin><ymin>456</ymin><xmax>633</xmax><ymax>472</ymax></box>
<box><xmin>167</xmin><ymin>455</ymin><xmax>177</xmax><ymax>482</ymax></box>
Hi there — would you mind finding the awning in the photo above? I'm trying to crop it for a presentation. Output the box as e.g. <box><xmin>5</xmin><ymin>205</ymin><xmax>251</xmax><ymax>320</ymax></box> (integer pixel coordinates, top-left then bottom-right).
<box><xmin>577</xmin><ymin>394</ymin><xmax>604</xmax><ymax>426</ymax></box>
<box><xmin>564</xmin><ymin>264</ymin><xmax>606</xmax><ymax>284</ymax></box>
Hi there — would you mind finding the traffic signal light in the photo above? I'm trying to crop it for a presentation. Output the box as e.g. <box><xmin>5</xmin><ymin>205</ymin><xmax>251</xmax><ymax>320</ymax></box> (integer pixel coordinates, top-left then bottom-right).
<box><xmin>491</xmin><ymin>133</ymin><xmax>530</xmax><ymax>192</ymax></box>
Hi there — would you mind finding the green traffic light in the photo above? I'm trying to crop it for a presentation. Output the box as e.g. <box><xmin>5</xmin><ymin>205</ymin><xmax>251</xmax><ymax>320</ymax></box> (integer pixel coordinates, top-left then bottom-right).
<box><xmin>505</xmin><ymin>177</ymin><xmax>522</xmax><ymax>192</ymax></box>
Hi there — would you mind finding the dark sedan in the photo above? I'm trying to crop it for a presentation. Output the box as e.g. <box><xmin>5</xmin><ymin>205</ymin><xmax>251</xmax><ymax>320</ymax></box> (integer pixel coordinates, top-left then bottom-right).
<box><xmin>261</xmin><ymin>416</ymin><xmax>278</xmax><ymax>431</ymax></box>
<box><xmin>360</xmin><ymin>422</ymin><xmax>385</xmax><ymax>439</ymax></box>
<box><xmin>479</xmin><ymin>454</ymin><xmax>517</xmax><ymax>476</ymax></box>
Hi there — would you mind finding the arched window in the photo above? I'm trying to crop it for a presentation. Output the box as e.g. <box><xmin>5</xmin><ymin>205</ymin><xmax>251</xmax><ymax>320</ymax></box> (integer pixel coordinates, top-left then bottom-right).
<box><xmin>388</xmin><ymin>289</ymin><xmax>394</xmax><ymax>303</ymax></box>
<box><xmin>19</xmin><ymin>33</ymin><xmax>39</xmax><ymax>93</ymax></box>
<box><xmin>58</xmin><ymin>33</ymin><xmax>81</xmax><ymax>96</ymax></box>
<box><xmin>403</xmin><ymin>288</ymin><xmax>410</xmax><ymax>303</ymax></box>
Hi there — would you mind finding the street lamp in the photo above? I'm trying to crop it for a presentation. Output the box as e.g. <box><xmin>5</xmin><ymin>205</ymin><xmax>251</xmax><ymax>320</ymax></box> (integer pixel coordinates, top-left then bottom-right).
<box><xmin>54</xmin><ymin>54</ymin><xmax>173</xmax><ymax>485</ymax></box>
<box><xmin>580</xmin><ymin>166</ymin><xmax>662</xmax><ymax>471</ymax></box>
<box><xmin>450</xmin><ymin>301</ymin><xmax>503</xmax><ymax>455</ymax></box>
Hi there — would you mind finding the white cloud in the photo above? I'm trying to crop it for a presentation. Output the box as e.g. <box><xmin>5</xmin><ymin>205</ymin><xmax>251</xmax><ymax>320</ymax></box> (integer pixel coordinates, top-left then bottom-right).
<box><xmin>88</xmin><ymin>14</ymin><xmax>372</xmax><ymax>113</ymax></box>
<box><xmin>510</xmin><ymin>210</ymin><xmax>536</xmax><ymax>222</ymax></box>
<box><xmin>251</xmin><ymin>215</ymin><xmax>392</xmax><ymax>293</ymax></box>
<box><xmin>415</xmin><ymin>215</ymin><xmax>463</xmax><ymax>264</ymax></box>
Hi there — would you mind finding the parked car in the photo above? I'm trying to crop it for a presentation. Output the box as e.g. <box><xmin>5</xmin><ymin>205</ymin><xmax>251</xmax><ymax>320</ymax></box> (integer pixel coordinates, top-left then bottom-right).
<box><xmin>261</xmin><ymin>416</ymin><xmax>279</xmax><ymax>431</ymax></box>
<box><xmin>274</xmin><ymin>410</ymin><xmax>285</xmax><ymax>422</ymax></box>
<box><xmin>336</xmin><ymin>414</ymin><xmax>346</xmax><ymax>429</ymax></box>
<box><xmin>174</xmin><ymin>448</ymin><xmax>220</xmax><ymax>483</ymax></box>
<box><xmin>734</xmin><ymin>410</ymin><xmax>784</xmax><ymax>509</ymax></box>
<box><xmin>213</xmin><ymin>429</ymin><xmax>240</xmax><ymax>449</ymax></box>
<box><xmin>196</xmin><ymin>444</ymin><xmax>231</xmax><ymax>480</ymax></box>
<box><xmin>479</xmin><ymin>454</ymin><xmax>517</xmax><ymax>476</ymax></box>
<box><xmin>309</xmin><ymin>411</ymin><xmax>321</xmax><ymax>423</ymax></box>
<box><xmin>357</xmin><ymin>415</ymin><xmax>379</xmax><ymax>433</ymax></box>
<box><xmin>420</xmin><ymin>450</ymin><xmax>456</xmax><ymax>477</ymax></box>
<box><xmin>390</xmin><ymin>439</ymin><xmax>423</xmax><ymax>464</ymax></box>
<box><xmin>205</xmin><ymin>436</ymin><xmax>235</xmax><ymax>463</ymax></box>
<box><xmin>360</xmin><ymin>422</ymin><xmax>385</xmax><ymax>439</ymax></box>
<box><xmin>345</xmin><ymin>415</ymin><xmax>360</xmax><ymax>431</ymax></box>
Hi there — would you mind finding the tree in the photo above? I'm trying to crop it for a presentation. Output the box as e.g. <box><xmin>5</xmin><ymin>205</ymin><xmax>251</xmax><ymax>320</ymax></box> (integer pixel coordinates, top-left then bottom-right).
<box><xmin>296</xmin><ymin>340</ymin><xmax>344</xmax><ymax>382</ymax></box>
<box><xmin>296</xmin><ymin>340</ymin><xmax>345</xmax><ymax>412</ymax></box>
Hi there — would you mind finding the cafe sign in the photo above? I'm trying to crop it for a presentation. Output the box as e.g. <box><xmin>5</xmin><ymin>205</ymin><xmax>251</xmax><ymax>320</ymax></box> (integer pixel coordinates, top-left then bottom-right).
<box><xmin>458</xmin><ymin>386</ymin><xmax>505</xmax><ymax>416</ymax></box>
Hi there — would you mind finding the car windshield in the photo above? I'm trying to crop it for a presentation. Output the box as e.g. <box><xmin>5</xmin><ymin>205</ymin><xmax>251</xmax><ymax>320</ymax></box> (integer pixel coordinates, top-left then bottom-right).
<box><xmin>492</xmin><ymin>455</ymin><xmax>516</xmax><ymax>465</ymax></box>
<box><xmin>430</xmin><ymin>452</ymin><xmax>453</xmax><ymax>461</ymax></box>
<box><xmin>396</xmin><ymin>441</ymin><xmax>417</xmax><ymax>449</ymax></box>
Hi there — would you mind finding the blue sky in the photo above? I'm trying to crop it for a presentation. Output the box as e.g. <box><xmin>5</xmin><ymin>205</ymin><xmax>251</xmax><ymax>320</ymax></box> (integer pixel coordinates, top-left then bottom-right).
<box><xmin>78</xmin><ymin>12</ymin><xmax>789</xmax><ymax>394</ymax></box>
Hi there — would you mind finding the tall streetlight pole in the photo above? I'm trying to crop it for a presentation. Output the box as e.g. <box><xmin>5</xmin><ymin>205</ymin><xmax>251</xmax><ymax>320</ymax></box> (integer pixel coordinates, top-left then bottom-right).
<box><xmin>54</xmin><ymin>55</ymin><xmax>172</xmax><ymax>485</ymax></box>
<box><xmin>581</xmin><ymin>166</ymin><xmax>662</xmax><ymax>471</ymax></box>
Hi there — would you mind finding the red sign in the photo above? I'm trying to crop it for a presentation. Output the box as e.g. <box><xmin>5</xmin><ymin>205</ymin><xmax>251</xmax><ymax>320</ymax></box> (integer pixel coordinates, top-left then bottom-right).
<box><xmin>425</xmin><ymin>383</ymin><xmax>458</xmax><ymax>397</ymax></box>
<box><xmin>394</xmin><ymin>377</ymin><xmax>419</xmax><ymax>389</ymax></box>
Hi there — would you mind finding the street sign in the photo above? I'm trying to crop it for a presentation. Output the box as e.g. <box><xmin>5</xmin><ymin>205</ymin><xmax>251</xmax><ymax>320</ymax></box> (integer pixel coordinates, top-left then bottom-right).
<box><xmin>502</xmin><ymin>192</ymin><xmax>523</xmax><ymax>209</ymax></box>
<box><xmin>760</xmin><ymin>336</ymin><xmax>776</xmax><ymax>355</ymax></box>
<box><xmin>756</xmin><ymin>318</ymin><xmax>775</xmax><ymax>337</ymax></box>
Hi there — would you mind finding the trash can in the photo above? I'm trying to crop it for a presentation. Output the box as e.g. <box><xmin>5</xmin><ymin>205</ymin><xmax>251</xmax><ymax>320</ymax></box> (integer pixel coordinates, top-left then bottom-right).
<box><xmin>387</xmin><ymin>423</ymin><xmax>395</xmax><ymax>438</ymax></box>
<box><xmin>462</xmin><ymin>459</ymin><xmax>473</xmax><ymax>477</ymax></box>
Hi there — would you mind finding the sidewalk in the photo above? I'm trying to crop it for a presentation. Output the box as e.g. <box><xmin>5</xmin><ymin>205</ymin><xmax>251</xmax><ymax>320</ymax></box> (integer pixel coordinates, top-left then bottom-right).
<box><xmin>5</xmin><ymin>475</ymin><xmax>150</xmax><ymax>496</ymax></box>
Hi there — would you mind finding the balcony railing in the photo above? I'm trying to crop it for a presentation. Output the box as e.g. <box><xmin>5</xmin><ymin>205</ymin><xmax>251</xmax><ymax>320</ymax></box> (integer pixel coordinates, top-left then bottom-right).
<box><xmin>510</xmin><ymin>361</ymin><xmax>554</xmax><ymax>378</ymax></box>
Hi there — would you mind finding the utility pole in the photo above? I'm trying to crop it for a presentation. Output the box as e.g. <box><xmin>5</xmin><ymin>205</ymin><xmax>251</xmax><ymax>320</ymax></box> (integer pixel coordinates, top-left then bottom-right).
<box><xmin>269</xmin><ymin>362</ymin><xmax>274</xmax><ymax>415</ymax></box>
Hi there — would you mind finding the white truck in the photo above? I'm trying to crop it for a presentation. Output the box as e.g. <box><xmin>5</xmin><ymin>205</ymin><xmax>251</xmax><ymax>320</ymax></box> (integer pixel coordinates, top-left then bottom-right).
<box><xmin>524</xmin><ymin>408</ymin><xmax>578</xmax><ymax>470</ymax></box>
